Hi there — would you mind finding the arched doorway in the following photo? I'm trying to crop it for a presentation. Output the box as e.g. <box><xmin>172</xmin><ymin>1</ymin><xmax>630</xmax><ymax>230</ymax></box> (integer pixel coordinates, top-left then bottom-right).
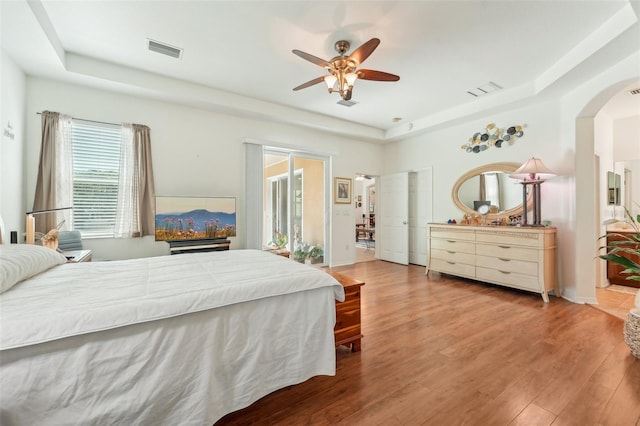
<box><xmin>575</xmin><ymin>78</ymin><xmax>640</xmax><ymax>306</ymax></box>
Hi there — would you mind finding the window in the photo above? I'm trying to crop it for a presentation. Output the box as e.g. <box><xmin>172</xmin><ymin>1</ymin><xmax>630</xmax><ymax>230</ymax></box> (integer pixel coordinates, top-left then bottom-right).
<box><xmin>71</xmin><ymin>120</ymin><xmax>121</xmax><ymax>236</ymax></box>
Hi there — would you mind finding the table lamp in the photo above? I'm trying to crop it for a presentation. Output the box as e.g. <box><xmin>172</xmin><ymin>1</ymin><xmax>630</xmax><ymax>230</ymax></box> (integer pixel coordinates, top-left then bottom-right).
<box><xmin>509</xmin><ymin>158</ymin><xmax>555</xmax><ymax>226</ymax></box>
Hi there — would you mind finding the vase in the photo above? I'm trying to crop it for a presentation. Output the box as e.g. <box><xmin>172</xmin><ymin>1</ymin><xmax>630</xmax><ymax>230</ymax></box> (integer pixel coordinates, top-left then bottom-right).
<box><xmin>624</xmin><ymin>310</ymin><xmax>640</xmax><ymax>359</ymax></box>
<box><xmin>43</xmin><ymin>239</ymin><xmax>58</xmax><ymax>251</ymax></box>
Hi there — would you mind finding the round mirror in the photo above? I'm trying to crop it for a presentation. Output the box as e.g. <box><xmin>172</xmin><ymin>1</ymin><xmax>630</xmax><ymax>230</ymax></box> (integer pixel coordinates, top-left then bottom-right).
<box><xmin>451</xmin><ymin>162</ymin><xmax>531</xmax><ymax>221</ymax></box>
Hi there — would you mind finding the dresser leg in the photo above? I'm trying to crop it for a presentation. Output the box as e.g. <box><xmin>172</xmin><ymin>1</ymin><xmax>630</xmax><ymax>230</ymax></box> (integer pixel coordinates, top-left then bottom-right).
<box><xmin>541</xmin><ymin>291</ymin><xmax>550</xmax><ymax>303</ymax></box>
<box><xmin>351</xmin><ymin>340</ymin><xmax>361</xmax><ymax>352</ymax></box>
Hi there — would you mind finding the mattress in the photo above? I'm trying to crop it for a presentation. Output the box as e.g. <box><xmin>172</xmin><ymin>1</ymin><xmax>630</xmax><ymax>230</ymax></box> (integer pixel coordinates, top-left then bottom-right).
<box><xmin>0</xmin><ymin>249</ymin><xmax>344</xmax><ymax>350</ymax></box>
<box><xmin>0</xmin><ymin>249</ymin><xmax>345</xmax><ymax>424</ymax></box>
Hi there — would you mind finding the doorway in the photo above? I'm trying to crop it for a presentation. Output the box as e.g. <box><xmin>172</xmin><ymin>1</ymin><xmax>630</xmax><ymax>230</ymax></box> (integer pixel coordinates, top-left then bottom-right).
<box><xmin>354</xmin><ymin>174</ymin><xmax>376</xmax><ymax>263</ymax></box>
<box><xmin>263</xmin><ymin>149</ymin><xmax>328</xmax><ymax>263</ymax></box>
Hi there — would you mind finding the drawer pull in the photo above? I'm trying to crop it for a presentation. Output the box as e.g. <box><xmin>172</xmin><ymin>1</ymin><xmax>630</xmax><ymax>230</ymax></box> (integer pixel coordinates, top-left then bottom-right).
<box><xmin>498</xmin><ymin>258</ymin><xmax>511</xmax><ymax>262</ymax></box>
<box><xmin>499</xmin><ymin>270</ymin><xmax>511</xmax><ymax>274</ymax></box>
<box><xmin>446</xmin><ymin>261</ymin><xmax>456</xmax><ymax>265</ymax></box>
<box><xmin>498</xmin><ymin>245</ymin><xmax>511</xmax><ymax>249</ymax></box>
<box><xmin>447</xmin><ymin>250</ymin><xmax>456</xmax><ymax>254</ymax></box>
<box><xmin>447</xmin><ymin>240</ymin><xmax>456</xmax><ymax>243</ymax></box>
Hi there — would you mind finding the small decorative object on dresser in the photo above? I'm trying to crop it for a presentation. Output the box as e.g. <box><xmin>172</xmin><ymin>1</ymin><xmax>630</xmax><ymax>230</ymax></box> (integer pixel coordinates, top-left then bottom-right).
<box><xmin>329</xmin><ymin>271</ymin><xmax>364</xmax><ymax>352</ymax></box>
<box><xmin>426</xmin><ymin>223</ymin><xmax>558</xmax><ymax>302</ymax></box>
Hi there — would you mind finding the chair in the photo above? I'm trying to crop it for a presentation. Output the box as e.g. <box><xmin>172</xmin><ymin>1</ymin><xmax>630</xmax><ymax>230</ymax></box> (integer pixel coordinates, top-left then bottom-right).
<box><xmin>58</xmin><ymin>230</ymin><xmax>83</xmax><ymax>251</ymax></box>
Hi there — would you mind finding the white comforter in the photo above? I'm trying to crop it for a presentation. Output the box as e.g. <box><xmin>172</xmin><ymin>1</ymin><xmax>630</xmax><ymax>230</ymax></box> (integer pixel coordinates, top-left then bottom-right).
<box><xmin>0</xmin><ymin>249</ymin><xmax>344</xmax><ymax>350</ymax></box>
<box><xmin>0</xmin><ymin>249</ymin><xmax>345</xmax><ymax>425</ymax></box>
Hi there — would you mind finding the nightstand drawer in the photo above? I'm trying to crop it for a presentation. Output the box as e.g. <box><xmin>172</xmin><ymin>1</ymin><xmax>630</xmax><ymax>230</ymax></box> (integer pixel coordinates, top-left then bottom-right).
<box><xmin>335</xmin><ymin>304</ymin><xmax>361</xmax><ymax>330</ymax></box>
<box><xmin>334</xmin><ymin>325</ymin><xmax>361</xmax><ymax>346</ymax></box>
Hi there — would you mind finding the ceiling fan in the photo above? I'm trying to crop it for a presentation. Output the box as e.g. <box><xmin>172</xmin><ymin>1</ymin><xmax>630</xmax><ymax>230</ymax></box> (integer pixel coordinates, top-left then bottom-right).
<box><xmin>292</xmin><ymin>38</ymin><xmax>400</xmax><ymax>101</ymax></box>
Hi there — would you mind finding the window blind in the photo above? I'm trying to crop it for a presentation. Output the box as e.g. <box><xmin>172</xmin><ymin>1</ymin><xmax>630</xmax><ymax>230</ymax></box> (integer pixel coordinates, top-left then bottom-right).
<box><xmin>71</xmin><ymin>120</ymin><xmax>121</xmax><ymax>236</ymax></box>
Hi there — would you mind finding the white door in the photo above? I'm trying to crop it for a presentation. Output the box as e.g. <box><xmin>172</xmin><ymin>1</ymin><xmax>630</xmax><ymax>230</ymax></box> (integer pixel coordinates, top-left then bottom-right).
<box><xmin>409</xmin><ymin>169</ymin><xmax>433</xmax><ymax>266</ymax></box>
<box><xmin>378</xmin><ymin>172</ymin><xmax>409</xmax><ymax>265</ymax></box>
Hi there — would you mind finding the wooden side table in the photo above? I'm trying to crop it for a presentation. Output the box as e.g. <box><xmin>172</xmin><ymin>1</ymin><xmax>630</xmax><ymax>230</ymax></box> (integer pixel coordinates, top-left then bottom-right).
<box><xmin>64</xmin><ymin>249</ymin><xmax>92</xmax><ymax>263</ymax></box>
<box><xmin>329</xmin><ymin>270</ymin><xmax>364</xmax><ymax>352</ymax></box>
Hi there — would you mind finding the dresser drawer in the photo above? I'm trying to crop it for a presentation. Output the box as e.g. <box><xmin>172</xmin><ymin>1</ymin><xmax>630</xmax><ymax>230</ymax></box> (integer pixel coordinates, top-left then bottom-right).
<box><xmin>431</xmin><ymin>249</ymin><xmax>475</xmax><ymax>265</ymax></box>
<box><xmin>476</xmin><ymin>243</ymin><xmax>537</xmax><ymax>262</ymax></box>
<box><xmin>476</xmin><ymin>266</ymin><xmax>540</xmax><ymax>291</ymax></box>
<box><xmin>476</xmin><ymin>230</ymin><xmax>545</xmax><ymax>248</ymax></box>
<box><xmin>475</xmin><ymin>254</ymin><xmax>538</xmax><ymax>276</ymax></box>
<box><xmin>431</xmin><ymin>238</ymin><xmax>475</xmax><ymax>254</ymax></box>
<box><xmin>430</xmin><ymin>228</ymin><xmax>476</xmax><ymax>242</ymax></box>
<box><xmin>429</xmin><ymin>258</ymin><xmax>476</xmax><ymax>278</ymax></box>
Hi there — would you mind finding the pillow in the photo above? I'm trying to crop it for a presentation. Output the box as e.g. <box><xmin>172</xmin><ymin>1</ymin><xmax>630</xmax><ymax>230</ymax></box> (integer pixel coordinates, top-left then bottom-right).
<box><xmin>0</xmin><ymin>244</ymin><xmax>67</xmax><ymax>294</ymax></box>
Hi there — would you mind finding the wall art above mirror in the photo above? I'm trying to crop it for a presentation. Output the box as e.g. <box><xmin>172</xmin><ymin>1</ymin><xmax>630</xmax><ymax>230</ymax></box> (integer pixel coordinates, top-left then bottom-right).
<box><xmin>461</xmin><ymin>123</ymin><xmax>526</xmax><ymax>153</ymax></box>
<box><xmin>452</xmin><ymin>162</ymin><xmax>532</xmax><ymax>220</ymax></box>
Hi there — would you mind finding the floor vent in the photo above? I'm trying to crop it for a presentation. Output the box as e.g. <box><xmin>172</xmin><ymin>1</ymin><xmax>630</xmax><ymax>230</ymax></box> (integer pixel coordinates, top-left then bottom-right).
<box><xmin>147</xmin><ymin>39</ymin><xmax>183</xmax><ymax>59</ymax></box>
<box><xmin>337</xmin><ymin>99</ymin><xmax>358</xmax><ymax>107</ymax></box>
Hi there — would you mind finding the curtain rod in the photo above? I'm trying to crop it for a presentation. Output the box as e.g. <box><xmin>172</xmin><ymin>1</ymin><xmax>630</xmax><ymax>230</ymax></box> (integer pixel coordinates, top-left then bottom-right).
<box><xmin>36</xmin><ymin>112</ymin><xmax>118</xmax><ymax>127</ymax></box>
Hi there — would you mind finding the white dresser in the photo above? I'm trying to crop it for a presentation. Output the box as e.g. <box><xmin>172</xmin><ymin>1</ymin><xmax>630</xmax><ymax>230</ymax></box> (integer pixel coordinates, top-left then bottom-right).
<box><xmin>426</xmin><ymin>223</ymin><xmax>558</xmax><ymax>302</ymax></box>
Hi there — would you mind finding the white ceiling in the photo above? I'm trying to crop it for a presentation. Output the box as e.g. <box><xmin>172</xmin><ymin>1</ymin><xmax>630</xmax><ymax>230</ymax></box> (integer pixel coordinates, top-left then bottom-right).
<box><xmin>2</xmin><ymin>0</ymin><xmax>639</xmax><ymax>143</ymax></box>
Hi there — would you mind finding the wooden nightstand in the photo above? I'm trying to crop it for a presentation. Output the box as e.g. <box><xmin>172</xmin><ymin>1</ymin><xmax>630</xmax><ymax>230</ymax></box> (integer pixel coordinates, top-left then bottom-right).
<box><xmin>64</xmin><ymin>249</ymin><xmax>92</xmax><ymax>263</ymax></box>
<box><xmin>329</xmin><ymin>271</ymin><xmax>364</xmax><ymax>352</ymax></box>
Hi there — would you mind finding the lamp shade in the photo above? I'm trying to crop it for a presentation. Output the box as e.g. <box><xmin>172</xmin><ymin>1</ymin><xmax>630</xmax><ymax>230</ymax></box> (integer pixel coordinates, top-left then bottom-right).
<box><xmin>324</xmin><ymin>75</ymin><xmax>337</xmax><ymax>89</ymax></box>
<box><xmin>345</xmin><ymin>72</ymin><xmax>358</xmax><ymax>86</ymax></box>
<box><xmin>509</xmin><ymin>157</ymin><xmax>556</xmax><ymax>181</ymax></box>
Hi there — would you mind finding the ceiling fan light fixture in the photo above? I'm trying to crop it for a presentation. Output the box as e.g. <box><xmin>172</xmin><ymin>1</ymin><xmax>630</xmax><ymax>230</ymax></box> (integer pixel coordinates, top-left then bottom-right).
<box><xmin>292</xmin><ymin>38</ymin><xmax>398</xmax><ymax>102</ymax></box>
<box><xmin>324</xmin><ymin>75</ymin><xmax>337</xmax><ymax>91</ymax></box>
<box><xmin>346</xmin><ymin>72</ymin><xmax>358</xmax><ymax>87</ymax></box>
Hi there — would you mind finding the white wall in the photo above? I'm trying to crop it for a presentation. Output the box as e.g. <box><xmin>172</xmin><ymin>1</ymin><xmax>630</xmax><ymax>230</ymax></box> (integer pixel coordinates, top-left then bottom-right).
<box><xmin>382</xmin><ymin>100</ymin><xmax>565</xmax><ymax>223</ymax></box>
<box><xmin>22</xmin><ymin>77</ymin><xmax>384</xmax><ymax>264</ymax></box>
<box><xmin>382</xmin><ymin>50</ymin><xmax>640</xmax><ymax>303</ymax></box>
<box><xmin>0</xmin><ymin>50</ymin><xmax>26</xmax><ymax>239</ymax></box>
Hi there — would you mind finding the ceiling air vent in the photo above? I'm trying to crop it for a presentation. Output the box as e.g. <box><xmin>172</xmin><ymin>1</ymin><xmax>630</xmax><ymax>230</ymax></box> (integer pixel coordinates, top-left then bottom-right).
<box><xmin>337</xmin><ymin>99</ymin><xmax>358</xmax><ymax>107</ymax></box>
<box><xmin>467</xmin><ymin>81</ymin><xmax>502</xmax><ymax>97</ymax></box>
<box><xmin>629</xmin><ymin>88</ymin><xmax>640</xmax><ymax>95</ymax></box>
<box><xmin>147</xmin><ymin>39</ymin><xmax>183</xmax><ymax>59</ymax></box>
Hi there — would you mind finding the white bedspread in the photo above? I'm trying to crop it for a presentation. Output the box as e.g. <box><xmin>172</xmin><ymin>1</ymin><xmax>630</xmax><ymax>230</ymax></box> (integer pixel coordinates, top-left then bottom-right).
<box><xmin>0</xmin><ymin>249</ymin><xmax>345</xmax><ymax>425</ymax></box>
<box><xmin>0</xmin><ymin>249</ymin><xmax>344</xmax><ymax>350</ymax></box>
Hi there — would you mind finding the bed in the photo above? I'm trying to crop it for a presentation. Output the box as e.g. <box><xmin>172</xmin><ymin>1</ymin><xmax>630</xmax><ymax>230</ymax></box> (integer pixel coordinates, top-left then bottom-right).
<box><xmin>0</xmin><ymin>244</ymin><xmax>344</xmax><ymax>425</ymax></box>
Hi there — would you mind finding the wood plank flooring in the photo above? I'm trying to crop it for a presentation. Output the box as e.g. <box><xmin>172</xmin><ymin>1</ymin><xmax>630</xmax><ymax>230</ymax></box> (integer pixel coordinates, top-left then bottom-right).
<box><xmin>216</xmin><ymin>260</ymin><xmax>640</xmax><ymax>425</ymax></box>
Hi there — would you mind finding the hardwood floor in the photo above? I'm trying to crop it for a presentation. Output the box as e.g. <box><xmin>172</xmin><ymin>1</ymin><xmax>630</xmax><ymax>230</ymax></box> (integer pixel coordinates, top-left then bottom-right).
<box><xmin>216</xmin><ymin>260</ymin><xmax>640</xmax><ymax>425</ymax></box>
<box><xmin>593</xmin><ymin>286</ymin><xmax>638</xmax><ymax>321</ymax></box>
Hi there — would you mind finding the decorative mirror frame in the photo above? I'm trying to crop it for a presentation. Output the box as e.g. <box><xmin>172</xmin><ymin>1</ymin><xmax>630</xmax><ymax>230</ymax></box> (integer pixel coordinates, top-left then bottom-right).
<box><xmin>451</xmin><ymin>162</ymin><xmax>533</xmax><ymax>221</ymax></box>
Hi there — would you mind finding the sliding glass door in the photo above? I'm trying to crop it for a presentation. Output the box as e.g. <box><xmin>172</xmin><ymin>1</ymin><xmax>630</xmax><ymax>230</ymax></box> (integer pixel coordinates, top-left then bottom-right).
<box><xmin>263</xmin><ymin>149</ymin><xmax>327</xmax><ymax>263</ymax></box>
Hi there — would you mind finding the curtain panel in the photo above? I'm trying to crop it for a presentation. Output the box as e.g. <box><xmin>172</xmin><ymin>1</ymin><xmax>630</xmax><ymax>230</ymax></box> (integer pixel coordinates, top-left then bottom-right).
<box><xmin>115</xmin><ymin>124</ymin><xmax>156</xmax><ymax>238</ymax></box>
<box><xmin>33</xmin><ymin>113</ymin><xmax>155</xmax><ymax>240</ymax></box>
<box><xmin>32</xmin><ymin>111</ymin><xmax>73</xmax><ymax>233</ymax></box>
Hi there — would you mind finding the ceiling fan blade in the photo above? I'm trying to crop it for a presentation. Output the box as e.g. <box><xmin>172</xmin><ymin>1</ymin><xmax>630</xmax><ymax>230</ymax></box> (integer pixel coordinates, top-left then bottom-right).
<box><xmin>293</xmin><ymin>76</ymin><xmax>326</xmax><ymax>91</ymax></box>
<box><xmin>348</xmin><ymin>38</ymin><xmax>380</xmax><ymax>65</ymax></box>
<box><xmin>292</xmin><ymin>50</ymin><xmax>330</xmax><ymax>67</ymax></box>
<box><xmin>357</xmin><ymin>69</ymin><xmax>400</xmax><ymax>82</ymax></box>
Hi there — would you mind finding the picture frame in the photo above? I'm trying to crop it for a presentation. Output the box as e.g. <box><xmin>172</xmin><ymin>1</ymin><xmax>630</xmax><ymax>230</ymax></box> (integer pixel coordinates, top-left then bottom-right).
<box><xmin>334</xmin><ymin>177</ymin><xmax>352</xmax><ymax>204</ymax></box>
